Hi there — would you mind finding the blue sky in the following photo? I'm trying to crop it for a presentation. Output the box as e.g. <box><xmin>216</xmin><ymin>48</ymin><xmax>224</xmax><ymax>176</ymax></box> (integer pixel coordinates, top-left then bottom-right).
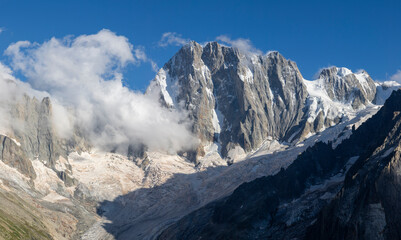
<box><xmin>0</xmin><ymin>0</ymin><xmax>400</xmax><ymax>91</ymax></box>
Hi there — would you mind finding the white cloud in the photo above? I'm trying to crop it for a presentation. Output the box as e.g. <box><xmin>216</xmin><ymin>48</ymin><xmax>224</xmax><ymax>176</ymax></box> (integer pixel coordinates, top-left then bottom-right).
<box><xmin>0</xmin><ymin>63</ymin><xmax>23</xmax><ymax>132</ymax></box>
<box><xmin>4</xmin><ymin>29</ymin><xmax>197</xmax><ymax>154</ymax></box>
<box><xmin>158</xmin><ymin>32</ymin><xmax>189</xmax><ymax>47</ymax></box>
<box><xmin>134</xmin><ymin>47</ymin><xmax>159</xmax><ymax>72</ymax></box>
<box><xmin>390</xmin><ymin>70</ymin><xmax>401</xmax><ymax>83</ymax></box>
<box><xmin>216</xmin><ymin>35</ymin><xmax>262</xmax><ymax>55</ymax></box>
<box><xmin>0</xmin><ymin>28</ymin><xmax>3</xmax><ymax>34</ymax></box>
<box><xmin>0</xmin><ymin>62</ymin><xmax>51</xmax><ymax>134</ymax></box>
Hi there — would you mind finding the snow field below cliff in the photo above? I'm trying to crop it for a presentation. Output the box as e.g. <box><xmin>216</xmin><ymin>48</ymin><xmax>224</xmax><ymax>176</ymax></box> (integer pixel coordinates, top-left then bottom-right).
<box><xmin>303</xmin><ymin>78</ymin><xmax>355</xmax><ymax>124</ymax></box>
<box><xmin>374</xmin><ymin>81</ymin><xmax>401</xmax><ymax>105</ymax></box>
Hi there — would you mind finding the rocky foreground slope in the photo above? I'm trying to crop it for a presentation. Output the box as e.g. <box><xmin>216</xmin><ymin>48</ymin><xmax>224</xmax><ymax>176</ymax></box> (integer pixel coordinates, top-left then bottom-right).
<box><xmin>157</xmin><ymin>90</ymin><xmax>401</xmax><ymax>240</ymax></box>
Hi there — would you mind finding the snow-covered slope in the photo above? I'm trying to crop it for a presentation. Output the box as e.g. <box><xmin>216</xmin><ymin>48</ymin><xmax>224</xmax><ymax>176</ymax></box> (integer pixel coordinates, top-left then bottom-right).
<box><xmin>374</xmin><ymin>80</ymin><xmax>401</xmax><ymax>104</ymax></box>
<box><xmin>297</xmin><ymin>67</ymin><xmax>377</xmax><ymax>141</ymax></box>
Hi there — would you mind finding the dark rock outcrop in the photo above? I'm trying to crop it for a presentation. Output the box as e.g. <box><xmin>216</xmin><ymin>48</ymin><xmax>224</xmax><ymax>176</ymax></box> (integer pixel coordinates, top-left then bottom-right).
<box><xmin>306</xmin><ymin>90</ymin><xmax>401</xmax><ymax>240</ymax></box>
<box><xmin>157</xmin><ymin>90</ymin><xmax>401</xmax><ymax>240</ymax></box>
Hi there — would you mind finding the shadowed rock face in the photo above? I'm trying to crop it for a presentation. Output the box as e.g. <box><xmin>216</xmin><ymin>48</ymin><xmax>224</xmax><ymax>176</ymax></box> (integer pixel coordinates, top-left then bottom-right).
<box><xmin>157</xmin><ymin>90</ymin><xmax>401</xmax><ymax>240</ymax></box>
<box><xmin>0</xmin><ymin>135</ymin><xmax>35</xmax><ymax>179</ymax></box>
<box><xmin>148</xmin><ymin>41</ymin><xmax>308</xmax><ymax>159</ymax></box>
<box><xmin>306</xmin><ymin>90</ymin><xmax>401</xmax><ymax>240</ymax></box>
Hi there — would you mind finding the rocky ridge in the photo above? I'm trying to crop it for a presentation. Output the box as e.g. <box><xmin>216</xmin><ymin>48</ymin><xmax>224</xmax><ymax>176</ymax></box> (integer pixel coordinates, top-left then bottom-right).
<box><xmin>157</xmin><ymin>89</ymin><xmax>401</xmax><ymax>240</ymax></box>
<box><xmin>147</xmin><ymin>41</ymin><xmax>380</xmax><ymax>163</ymax></box>
<box><xmin>306</xmin><ymin>90</ymin><xmax>401</xmax><ymax>240</ymax></box>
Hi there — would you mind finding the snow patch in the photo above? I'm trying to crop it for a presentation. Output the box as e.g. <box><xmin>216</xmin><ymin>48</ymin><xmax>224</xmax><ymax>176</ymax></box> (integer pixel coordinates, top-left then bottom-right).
<box><xmin>381</xmin><ymin>147</ymin><xmax>395</xmax><ymax>158</ymax></box>
<box><xmin>0</xmin><ymin>132</ymin><xmax>21</xmax><ymax>146</ymax></box>
<box><xmin>149</xmin><ymin>68</ymin><xmax>179</xmax><ymax>107</ymax></box>
<box><xmin>303</xmin><ymin>77</ymin><xmax>353</xmax><ymax>123</ymax></box>
<box><xmin>0</xmin><ymin>160</ymin><xmax>31</xmax><ymax>192</ymax></box>
<box><xmin>54</xmin><ymin>156</ymin><xmax>69</xmax><ymax>172</ymax></box>
<box><xmin>200</xmin><ymin>65</ymin><xmax>211</xmax><ymax>81</ymax></box>
<box><xmin>354</xmin><ymin>71</ymin><xmax>372</xmax><ymax>94</ymax></box>
<box><xmin>226</xmin><ymin>145</ymin><xmax>246</xmax><ymax>163</ymax></box>
<box><xmin>68</xmin><ymin>151</ymin><xmax>144</xmax><ymax>201</ymax></box>
<box><xmin>336</xmin><ymin>67</ymin><xmax>352</xmax><ymax>77</ymax></box>
<box><xmin>211</xmin><ymin>109</ymin><xmax>221</xmax><ymax>134</ymax></box>
<box><xmin>238</xmin><ymin>66</ymin><xmax>254</xmax><ymax>83</ymax></box>
<box><xmin>32</xmin><ymin>160</ymin><xmax>64</xmax><ymax>195</ymax></box>
<box><xmin>287</xmin><ymin>128</ymin><xmax>302</xmax><ymax>143</ymax></box>
<box><xmin>374</xmin><ymin>81</ymin><xmax>401</xmax><ymax>105</ymax></box>
<box><xmin>42</xmin><ymin>191</ymin><xmax>71</xmax><ymax>204</ymax></box>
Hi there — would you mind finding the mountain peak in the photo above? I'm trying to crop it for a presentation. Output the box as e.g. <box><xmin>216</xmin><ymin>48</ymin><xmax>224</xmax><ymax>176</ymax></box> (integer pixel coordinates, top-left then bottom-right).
<box><xmin>318</xmin><ymin>66</ymin><xmax>353</xmax><ymax>78</ymax></box>
<box><xmin>266</xmin><ymin>50</ymin><xmax>281</xmax><ymax>57</ymax></box>
<box><xmin>148</xmin><ymin>42</ymin><xmax>310</xmax><ymax>161</ymax></box>
<box><xmin>336</xmin><ymin>67</ymin><xmax>352</xmax><ymax>76</ymax></box>
<box><xmin>147</xmin><ymin>42</ymin><xmax>387</xmax><ymax>162</ymax></box>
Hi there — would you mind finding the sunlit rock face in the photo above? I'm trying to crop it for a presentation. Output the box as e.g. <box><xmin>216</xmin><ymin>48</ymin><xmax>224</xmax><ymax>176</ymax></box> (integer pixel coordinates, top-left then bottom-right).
<box><xmin>148</xmin><ymin>41</ymin><xmax>308</xmax><ymax>160</ymax></box>
<box><xmin>148</xmin><ymin>42</ymin><xmax>380</xmax><ymax>162</ymax></box>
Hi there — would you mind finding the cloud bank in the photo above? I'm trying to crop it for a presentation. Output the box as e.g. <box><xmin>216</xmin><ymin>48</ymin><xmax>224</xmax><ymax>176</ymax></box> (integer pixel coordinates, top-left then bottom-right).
<box><xmin>134</xmin><ymin>47</ymin><xmax>159</xmax><ymax>72</ymax></box>
<box><xmin>0</xmin><ymin>63</ymin><xmax>28</xmax><ymax>132</ymax></box>
<box><xmin>0</xmin><ymin>62</ymin><xmax>52</xmax><ymax>133</ymax></box>
<box><xmin>158</xmin><ymin>32</ymin><xmax>190</xmax><ymax>47</ymax></box>
<box><xmin>216</xmin><ymin>35</ymin><xmax>263</xmax><ymax>55</ymax></box>
<box><xmin>390</xmin><ymin>70</ymin><xmax>401</xmax><ymax>83</ymax></box>
<box><xmin>3</xmin><ymin>29</ymin><xmax>197</xmax><ymax>154</ymax></box>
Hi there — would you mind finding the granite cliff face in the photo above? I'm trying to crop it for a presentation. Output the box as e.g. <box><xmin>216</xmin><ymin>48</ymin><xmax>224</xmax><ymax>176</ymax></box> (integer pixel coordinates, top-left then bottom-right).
<box><xmin>11</xmin><ymin>96</ymin><xmax>71</xmax><ymax>168</ymax></box>
<box><xmin>1</xmin><ymin>94</ymin><xmax>88</xmax><ymax>180</ymax></box>
<box><xmin>148</xmin><ymin>42</ymin><xmax>379</xmax><ymax>162</ymax></box>
<box><xmin>148</xmin><ymin>41</ymin><xmax>308</xmax><ymax>160</ymax></box>
<box><xmin>157</xmin><ymin>90</ymin><xmax>401</xmax><ymax>240</ymax></box>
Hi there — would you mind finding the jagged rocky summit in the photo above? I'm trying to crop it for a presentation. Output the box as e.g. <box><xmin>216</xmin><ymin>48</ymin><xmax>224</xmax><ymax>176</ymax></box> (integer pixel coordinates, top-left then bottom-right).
<box><xmin>147</xmin><ymin>41</ymin><xmax>379</xmax><ymax>162</ymax></box>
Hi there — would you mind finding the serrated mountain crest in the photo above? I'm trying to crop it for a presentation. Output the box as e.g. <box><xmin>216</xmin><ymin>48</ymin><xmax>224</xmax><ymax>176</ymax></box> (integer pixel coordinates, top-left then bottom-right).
<box><xmin>148</xmin><ymin>42</ymin><xmax>381</xmax><ymax>162</ymax></box>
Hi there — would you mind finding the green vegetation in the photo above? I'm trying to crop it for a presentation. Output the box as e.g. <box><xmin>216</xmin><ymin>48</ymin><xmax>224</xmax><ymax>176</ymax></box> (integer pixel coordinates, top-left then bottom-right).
<box><xmin>0</xmin><ymin>210</ymin><xmax>51</xmax><ymax>240</ymax></box>
<box><xmin>0</xmin><ymin>192</ymin><xmax>52</xmax><ymax>240</ymax></box>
